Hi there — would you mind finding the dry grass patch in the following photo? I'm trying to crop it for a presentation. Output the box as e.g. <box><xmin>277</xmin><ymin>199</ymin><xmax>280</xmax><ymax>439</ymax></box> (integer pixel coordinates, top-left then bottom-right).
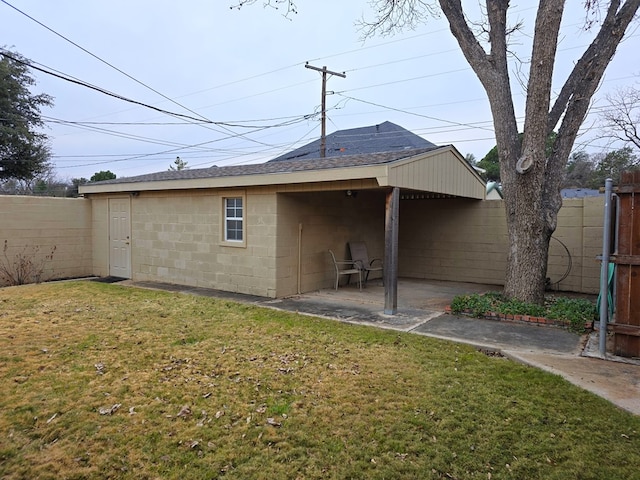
<box><xmin>1</xmin><ymin>281</ymin><xmax>639</xmax><ymax>479</ymax></box>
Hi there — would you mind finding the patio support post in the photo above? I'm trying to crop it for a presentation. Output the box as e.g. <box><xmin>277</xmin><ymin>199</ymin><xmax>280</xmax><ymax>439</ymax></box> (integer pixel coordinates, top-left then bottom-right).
<box><xmin>384</xmin><ymin>187</ymin><xmax>400</xmax><ymax>315</ymax></box>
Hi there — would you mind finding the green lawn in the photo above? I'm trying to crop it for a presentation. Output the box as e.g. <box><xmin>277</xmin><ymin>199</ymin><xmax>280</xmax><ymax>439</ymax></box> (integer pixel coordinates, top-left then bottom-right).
<box><xmin>1</xmin><ymin>281</ymin><xmax>639</xmax><ymax>479</ymax></box>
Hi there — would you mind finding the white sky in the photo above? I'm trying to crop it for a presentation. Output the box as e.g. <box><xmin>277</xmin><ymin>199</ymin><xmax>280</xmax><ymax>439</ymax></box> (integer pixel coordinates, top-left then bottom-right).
<box><xmin>2</xmin><ymin>1</ymin><xmax>639</xmax><ymax>180</ymax></box>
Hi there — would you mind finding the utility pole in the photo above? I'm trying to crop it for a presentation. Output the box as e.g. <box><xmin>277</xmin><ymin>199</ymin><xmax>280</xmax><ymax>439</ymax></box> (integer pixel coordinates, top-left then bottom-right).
<box><xmin>305</xmin><ymin>63</ymin><xmax>346</xmax><ymax>158</ymax></box>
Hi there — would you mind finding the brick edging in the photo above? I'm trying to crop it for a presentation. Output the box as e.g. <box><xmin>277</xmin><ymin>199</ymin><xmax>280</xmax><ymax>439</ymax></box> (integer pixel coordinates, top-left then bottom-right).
<box><xmin>444</xmin><ymin>305</ymin><xmax>593</xmax><ymax>331</ymax></box>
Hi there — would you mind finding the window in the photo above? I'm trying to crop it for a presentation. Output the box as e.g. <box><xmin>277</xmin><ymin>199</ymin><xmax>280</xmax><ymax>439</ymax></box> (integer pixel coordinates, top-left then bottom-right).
<box><xmin>224</xmin><ymin>197</ymin><xmax>243</xmax><ymax>242</ymax></box>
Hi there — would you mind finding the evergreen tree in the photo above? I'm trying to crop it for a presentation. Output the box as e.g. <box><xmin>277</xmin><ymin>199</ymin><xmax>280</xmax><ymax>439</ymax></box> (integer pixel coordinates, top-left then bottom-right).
<box><xmin>0</xmin><ymin>49</ymin><xmax>53</xmax><ymax>182</ymax></box>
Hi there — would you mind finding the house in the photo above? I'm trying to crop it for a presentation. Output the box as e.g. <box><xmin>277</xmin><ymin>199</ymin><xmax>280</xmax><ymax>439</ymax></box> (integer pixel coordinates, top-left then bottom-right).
<box><xmin>79</xmin><ymin>125</ymin><xmax>487</xmax><ymax>306</ymax></box>
<box><xmin>77</xmin><ymin>122</ymin><xmax>605</xmax><ymax>306</ymax></box>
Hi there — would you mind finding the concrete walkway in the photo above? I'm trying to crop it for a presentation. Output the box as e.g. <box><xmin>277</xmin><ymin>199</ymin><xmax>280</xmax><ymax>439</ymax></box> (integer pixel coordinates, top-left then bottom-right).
<box><xmin>122</xmin><ymin>279</ymin><xmax>640</xmax><ymax>416</ymax></box>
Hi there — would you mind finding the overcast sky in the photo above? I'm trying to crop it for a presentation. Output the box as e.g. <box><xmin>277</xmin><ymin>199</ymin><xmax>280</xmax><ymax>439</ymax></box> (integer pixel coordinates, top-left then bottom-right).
<box><xmin>2</xmin><ymin>1</ymin><xmax>639</xmax><ymax>180</ymax></box>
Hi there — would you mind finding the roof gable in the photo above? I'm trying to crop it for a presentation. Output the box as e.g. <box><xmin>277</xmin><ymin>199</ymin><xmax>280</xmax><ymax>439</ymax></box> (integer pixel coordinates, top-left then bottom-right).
<box><xmin>269</xmin><ymin>121</ymin><xmax>436</xmax><ymax>162</ymax></box>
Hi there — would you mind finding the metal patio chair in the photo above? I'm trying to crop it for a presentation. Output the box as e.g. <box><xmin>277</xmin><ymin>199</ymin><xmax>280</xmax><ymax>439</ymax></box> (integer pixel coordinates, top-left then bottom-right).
<box><xmin>328</xmin><ymin>249</ymin><xmax>362</xmax><ymax>290</ymax></box>
<box><xmin>348</xmin><ymin>241</ymin><xmax>383</xmax><ymax>286</ymax></box>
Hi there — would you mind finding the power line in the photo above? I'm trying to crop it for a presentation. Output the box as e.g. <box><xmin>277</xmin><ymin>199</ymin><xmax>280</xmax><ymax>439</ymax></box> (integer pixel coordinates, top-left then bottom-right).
<box><xmin>0</xmin><ymin>0</ymin><xmax>210</xmax><ymax>123</ymax></box>
<box><xmin>0</xmin><ymin>49</ymin><xmax>215</xmax><ymax>124</ymax></box>
<box><xmin>335</xmin><ymin>93</ymin><xmax>496</xmax><ymax>132</ymax></box>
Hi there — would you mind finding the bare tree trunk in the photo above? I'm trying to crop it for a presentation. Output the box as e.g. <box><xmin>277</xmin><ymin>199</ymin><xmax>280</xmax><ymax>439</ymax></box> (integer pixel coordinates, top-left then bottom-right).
<box><xmin>501</xmin><ymin>0</ymin><xmax>565</xmax><ymax>303</ymax></box>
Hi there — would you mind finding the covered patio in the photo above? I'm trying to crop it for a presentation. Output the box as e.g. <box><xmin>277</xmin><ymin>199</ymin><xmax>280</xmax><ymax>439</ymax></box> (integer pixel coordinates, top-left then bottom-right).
<box><xmin>268</xmin><ymin>277</ymin><xmax>502</xmax><ymax>331</ymax></box>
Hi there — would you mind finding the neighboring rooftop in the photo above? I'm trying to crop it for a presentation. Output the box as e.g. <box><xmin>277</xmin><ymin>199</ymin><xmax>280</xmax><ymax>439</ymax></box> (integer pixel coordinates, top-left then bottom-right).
<box><xmin>561</xmin><ymin>188</ymin><xmax>602</xmax><ymax>199</ymax></box>
<box><xmin>269</xmin><ymin>121</ymin><xmax>437</xmax><ymax>162</ymax></box>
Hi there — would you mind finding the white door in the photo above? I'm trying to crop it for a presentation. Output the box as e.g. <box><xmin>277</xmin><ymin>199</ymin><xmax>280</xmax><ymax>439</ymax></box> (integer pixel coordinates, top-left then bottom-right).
<box><xmin>109</xmin><ymin>198</ymin><xmax>131</xmax><ymax>278</ymax></box>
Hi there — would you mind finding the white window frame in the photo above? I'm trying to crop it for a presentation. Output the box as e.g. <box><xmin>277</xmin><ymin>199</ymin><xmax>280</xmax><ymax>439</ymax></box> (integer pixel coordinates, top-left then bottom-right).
<box><xmin>222</xmin><ymin>195</ymin><xmax>246</xmax><ymax>247</ymax></box>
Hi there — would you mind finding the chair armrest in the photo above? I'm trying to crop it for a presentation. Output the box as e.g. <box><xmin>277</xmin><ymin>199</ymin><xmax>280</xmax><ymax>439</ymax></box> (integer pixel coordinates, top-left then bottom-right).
<box><xmin>369</xmin><ymin>258</ymin><xmax>383</xmax><ymax>268</ymax></box>
<box><xmin>334</xmin><ymin>260</ymin><xmax>356</xmax><ymax>266</ymax></box>
<box><xmin>353</xmin><ymin>260</ymin><xmax>365</xmax><ymax>270</ymax></box>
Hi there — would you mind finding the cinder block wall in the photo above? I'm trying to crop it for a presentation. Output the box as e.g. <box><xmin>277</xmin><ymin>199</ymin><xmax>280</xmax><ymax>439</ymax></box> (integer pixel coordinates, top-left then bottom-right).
<box><xmin>276</xmin><ymin>188</ymin><xmax>386</xmax><ymax>296</ymax></box>
<box><xmin>399</xmin><ymin>197</ymin><xmax>604</xmax><ymax>294</ymax></box>
<box><xmin>89</xmin><ymin>196</ymin><xmax>109</xmax><ymax>278</ymax></box>
<box><xmin>581</xmin><ymin>197</ymin><xmax>606</xmax><ymax>292</ymax></box>
<box><xmin>118</xmin><ymin>189</ymin><xmax>279</xmax><ymax>297</ymax></box>
<box><xmin>0</xmin><ymin>195</ymin><xmax>93</xmax><ymax>286</ymax></box>
<box><xmin>1</xmin><ymin>192</ymin><xmax>605</xmax><ymax>296</ymax></box>
<box><xmin>400</xmin><ymin>198</ymin><xmax>508</xmax><ymax>285</ymax></box>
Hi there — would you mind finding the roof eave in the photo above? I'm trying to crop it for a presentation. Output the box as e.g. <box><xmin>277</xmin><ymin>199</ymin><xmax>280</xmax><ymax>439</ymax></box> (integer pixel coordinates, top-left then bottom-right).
<box><xmin>79</xmin><ymin>164</ymin><xmax>389</xmax><ymax>194</ymax></box>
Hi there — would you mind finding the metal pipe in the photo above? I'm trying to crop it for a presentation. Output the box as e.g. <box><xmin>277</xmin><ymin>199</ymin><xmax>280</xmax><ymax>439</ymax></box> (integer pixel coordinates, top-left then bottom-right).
<box><xmin>599</xmin><ymin>178</ymin><xmax>613</xmax><ymax>356</ymax></box>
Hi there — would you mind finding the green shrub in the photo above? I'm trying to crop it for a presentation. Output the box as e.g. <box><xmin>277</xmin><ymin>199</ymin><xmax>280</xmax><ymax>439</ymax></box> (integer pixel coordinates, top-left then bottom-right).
<box><xmin>450</xmin><ymin>294</ymin><xmax>494</xmax><ymax>317</ymax></box>
<box><xmin>450</xmin><ymin>292</ymin><xmax>597</xmax><ymax>334</ymax></box>
<box><xmin>497</xmin><ymin>299</ymin><xmax>546</xmax><ymax>317</ymax></box>
<box><xmin>546</xmin><ymin>297</ymin><xmax>597</xmax><ymax>333</ymax></box>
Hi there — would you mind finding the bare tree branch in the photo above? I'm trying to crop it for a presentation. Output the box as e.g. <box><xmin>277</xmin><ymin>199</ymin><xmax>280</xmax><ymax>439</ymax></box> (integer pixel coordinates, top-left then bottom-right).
<box><xmin>230</xmin><ymin>0</ymin><xmax>298</xmax><ymax>16</ymax></box>
<box><xmin>543</xmin><ymin>0</ymin><xmax>640</xmax><ymax>215</ymax></box>
<box><xmin>517</xmin><ymin>0</ymin><xmax>565</xmax><ymax>177</ymax></box>
<box><xmin>358</xmin><ymin>1</ymin><xmax>439</xmax><ymax>38</ymax></box>
<box><xmin>548</xmin><ymin>0</ymin><xmax>639</xmax><ymax>133</ymax></box>
<box><xmin>601</xmin><ymin>86</ymin><xmax>640</xmax><ymax>149</ymax></box>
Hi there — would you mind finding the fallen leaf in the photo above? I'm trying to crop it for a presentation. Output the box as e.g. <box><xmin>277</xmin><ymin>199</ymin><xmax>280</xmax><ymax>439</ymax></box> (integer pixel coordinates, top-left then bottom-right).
<box><xmin>98</xmin><ymin>404</ymin><xmax>121</xmax><ymax>415</ymax></box>
<box><xmin>266</xmin><ymin>417</ymin><xmax>281</xmax><ymax>427</ymax></box>
<box><xmin>177</xmin><ymin>405</ymin><xmax>191</xmax><ymax>418</ymax></box>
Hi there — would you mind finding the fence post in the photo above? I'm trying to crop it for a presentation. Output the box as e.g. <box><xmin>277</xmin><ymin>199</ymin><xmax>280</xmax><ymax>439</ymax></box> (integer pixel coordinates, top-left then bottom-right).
<box><xmin>599</xmin><ymin>178</ymin><xmax>613</xmax><ymax>356</ymax></box>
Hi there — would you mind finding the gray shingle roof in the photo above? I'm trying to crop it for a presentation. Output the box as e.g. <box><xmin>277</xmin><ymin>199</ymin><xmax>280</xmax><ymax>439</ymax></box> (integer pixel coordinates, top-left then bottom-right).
<box><xmin>90</xmin><ymin>146</ymin><xmax>444</xmax><ymax>186</ymax></box>
<box><xmin>269</xmin><ymin>121</ymin><xmax>436</xmax><ymax>162</ymax></box>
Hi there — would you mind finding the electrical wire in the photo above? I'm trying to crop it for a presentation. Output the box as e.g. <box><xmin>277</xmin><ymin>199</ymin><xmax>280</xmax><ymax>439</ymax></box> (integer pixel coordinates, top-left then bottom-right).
<box><xmin>334</xmin><ymin>93</ymin><xmax>496</xmax><ymax>132</ymax></box>
<box><xmin>0</xmin><ymin>49</ymin><xmax>215</xmax><ymax>124</ymax></box>
<box><xmin>0</xmin><ymin>0</ymin><xmax>211</xmax><ymax>123</ymax></box>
